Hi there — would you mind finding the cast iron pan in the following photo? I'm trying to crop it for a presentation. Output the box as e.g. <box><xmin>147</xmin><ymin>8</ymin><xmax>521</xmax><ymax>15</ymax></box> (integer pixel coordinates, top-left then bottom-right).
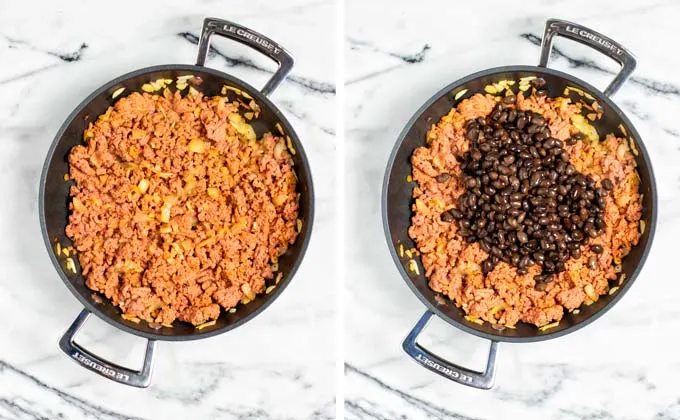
<box><xmin>39</xmin><ymin>18</ymin><xmax>314</xmax><ymax>387</ymax></box>
<box><xmin>382</xmin><ymin>19</ymin><xmax>657</xmax><ymax>389</ymax></box>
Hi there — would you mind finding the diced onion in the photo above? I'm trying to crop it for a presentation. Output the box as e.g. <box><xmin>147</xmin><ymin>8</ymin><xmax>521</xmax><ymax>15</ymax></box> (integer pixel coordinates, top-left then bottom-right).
<box><xmin>137</xmin><ymin>179</ymin><xmax>149</xmax><ymax>194</ymax></box>
<box><xmin>207</xmin><ymin>187</ymin><xmax>220</xmax><ymax>199</ymax></box>
<box><xmin>188</xmin><ymin>138</ymin><xmax>206</xmax><ymax>153</ymax></box>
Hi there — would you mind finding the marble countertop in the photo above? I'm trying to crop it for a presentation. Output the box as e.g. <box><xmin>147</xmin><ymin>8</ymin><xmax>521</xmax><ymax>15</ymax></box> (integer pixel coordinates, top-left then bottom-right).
<box><xmin>345</xmin><ymin>1</ymin><xmax>680</xmax><ymax>419</ymax></box>
<box><xmin>0</xmin><ymin>0</ymin><xmax>335</xmax><ymax>419</ymax></box>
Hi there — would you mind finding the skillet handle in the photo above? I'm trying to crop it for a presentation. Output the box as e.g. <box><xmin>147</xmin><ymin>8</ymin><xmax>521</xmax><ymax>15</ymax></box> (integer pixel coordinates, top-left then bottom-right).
<box><xmin>538</xmin><ymin>18</ymin><xmax>636</xmax><ymax>97</ymax></box>
<box><xmin>402</xmin><ymin>311</ymin><xmax>499</xmax><ymax>390</ymax></box>
<box><xmin>58</xmin><ymin>309</ymin><xmax>157</xmax><ymax>388</ymax></box>
<box><xmin>195</xmin><ymin>17</ymin><xmax>294</xmax><ymax>97</ymax></box>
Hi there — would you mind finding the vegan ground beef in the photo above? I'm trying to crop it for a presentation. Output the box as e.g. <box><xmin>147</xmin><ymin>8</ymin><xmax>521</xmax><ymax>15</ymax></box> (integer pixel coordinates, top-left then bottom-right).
<box><xmin>65</xmin><ymin>89</ymin><xmax>299</xmax><ymax>326</ymax></box>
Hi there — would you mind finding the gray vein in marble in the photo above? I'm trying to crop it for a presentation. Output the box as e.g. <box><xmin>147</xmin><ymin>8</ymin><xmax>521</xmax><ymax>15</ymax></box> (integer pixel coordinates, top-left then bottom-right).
<box><xmin>0</xmin><ymin>360</ymin><xmax>146</xmax><ymax>420</ymax></box>
<box><xmin>1</xmin><ymin>33</ymin><xmax>88</xmax><ymax>62</ymax></box>
<box><xmin>345</xmin><ymin>64</ymin><xmax>409</xmax><ymax>86</ymax></box>
<box><xmin>0</xmin><ymin>64</ymin><xmax>60</xmax><ymax>85</ymax></box>
<box><xmin>521</xmin><ymin>33</ymin><xmax>680</xmax><ymax>97</ymax></box>
<box><xmin>0</xmin><ymin>33</ymin><xmax>87</xmax><ymax>85</ymax></box>
<box><xmin>654</xmin><ymin>397</ymin><xmax>680</xmax><ymax>420</ymax></box>
<box><xmin>612</xmin><ymin>370</ymin><xmax>657</xmax><ymax>391</ymax></box>
<box><xmin>620</xmin><ymin>100</ymin><xmax>680</xmax><ymax>140</ymax></box>
<box><xmin>344</xmin><ymin>41</ymin><xmax>432</xmax><ymax>86</ymax></box>
<box><xmin>556</xmin><ymin>408</ymin><xmax>616</xmax><ymax>420</ymax></box>
<box><xmin>212</xmin><ymin>400</ymin><xmax>334</xmax><ymax>420</ymax></box>
<box><xmin>178</xmin><ymin>32</ymin><xmax>335</xmax><ymax>96</ymax></box>
<box><xmin>345</xmin><ymin>364</ymin><xmax>482</xmax><ymax>420</ymax></box>
<box><xmin>0</xmin><ymin>397</ymin><xmax>49</xmax><ymax>420</ymax></box>
<box><xmin>663</xmin><ymin>128</ymin><xmax>680</xmax><ymax>138</ymax></box>
<box><xmin>347</xmin><ymin>38</ymin><xmax>431</xmax><ymax>64</ymax></box>
<box><xmin>152</xmin><ymin>371</ymin><xmax>224</xmax><ymax>406</ymax></box>
<box><xmin>492</xmin><ymin>364</ymin><xmax>569</xmax><ymax>406</ymax></box>
<box><xmin>345</xmin><ymin>399</ymin><xmax>393</xmax><ymax>420</ymax></box>
<box><xmin>277</xmin><ymin>99</ymin><xmax>336</xmax><ymax>135</ymax></box>
<box><xmin>309</xmin><ymin>404</ymin><xmax>336</xmax><ymax>420</ymax></box>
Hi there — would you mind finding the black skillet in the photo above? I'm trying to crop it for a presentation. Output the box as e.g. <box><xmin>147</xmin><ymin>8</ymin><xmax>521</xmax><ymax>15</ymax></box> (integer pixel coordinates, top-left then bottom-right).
<box><xmin>39</xmin><ymin>18</ymin><xmax>314</xmax><ymax>387</ymax></box>
<box><xmin>382</xmin><ymin>19</ymin><xmax>657</xmax><ymax>389</ymax></box>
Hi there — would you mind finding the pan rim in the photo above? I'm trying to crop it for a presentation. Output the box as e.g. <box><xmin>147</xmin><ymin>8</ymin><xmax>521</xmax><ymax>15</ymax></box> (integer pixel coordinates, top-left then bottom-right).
<box><xmin>382</xmin><ymin>64</ymin><xmax>658</xmax><ymax>343</ymax></box>
<box><xmin>39</xmin><ymin>63</ymin><xmax>315</xmax><ymax>342</ymax></box>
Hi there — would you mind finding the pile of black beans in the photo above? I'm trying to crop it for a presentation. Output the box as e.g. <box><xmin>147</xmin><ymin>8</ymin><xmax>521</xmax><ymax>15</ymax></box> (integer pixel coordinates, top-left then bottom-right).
<box><xmin>441</xmin><ymin>90</ymin><xmax>609</xmax><ymax>286</ymax></box>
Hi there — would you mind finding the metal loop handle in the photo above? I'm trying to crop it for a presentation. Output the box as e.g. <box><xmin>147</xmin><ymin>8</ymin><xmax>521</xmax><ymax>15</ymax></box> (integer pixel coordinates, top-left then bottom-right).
<box><xmin>58</xmin><ymin>309</ymin><xmax>157</xmax><ymax>388</ymax></box>
<box><xmin>538</xmin><ymin>18</ymin><xmax>637</xmax><ymax>97</ymax></box>
<box><xmin>196</xmin><ymin>17</ymin><xmax>294</xmax><ymax>97</ymax></box>
<box><xmin>403</xmin><ymin>311</ymin><xmax>499</xmax><ymax>390</ymax></box>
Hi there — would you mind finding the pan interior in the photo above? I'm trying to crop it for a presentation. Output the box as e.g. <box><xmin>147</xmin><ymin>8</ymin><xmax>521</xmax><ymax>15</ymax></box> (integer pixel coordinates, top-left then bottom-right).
<box><xmin>384</xmin><ymin>67</ymin><xmax>656</xmax><ymax>342</ymax></box>
<box><xmin>41</xmin><ymin>66</ymin><xmax>313</xmax><ymax>340</ymax></box>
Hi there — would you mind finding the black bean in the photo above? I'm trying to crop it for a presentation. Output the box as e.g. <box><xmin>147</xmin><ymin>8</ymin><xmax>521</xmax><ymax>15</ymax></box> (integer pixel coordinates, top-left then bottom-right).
<box><xmin>471</xmin><ymin>150</ymin><xmax>482</xmax><ymax>161</ymax></box>
<box><xmin>498</xmin><ymin>230</ymin><xmax>506</xmax><ymax>243</ymax></box>
<box><xmin>447</xmin><ymin>209</ymin><xmax>462</xmax><ymax>220</ymax></box>
<box><xmin>591</xmin><ymin>244</ymin><xmax>603</xmax><ymax>254</ymax></box>
<box><xmin>602</xmin><ymin>178</ymin><xmax>614</xmax><ymax>190</ymax></box>
<box><xmin>531</xmin><ymin>77</ymin><xmax>546</xmax><ymax>87</ymax></box>
<box><xmin>532</xmin><ymin>115</ymin><xmax>546</xmax><ymax>126</ymax></box>
<box><xmin>454</xmin><ymin>92</ymin><xmax>607</xmax><ymax>281</ymax></box>
<box><xmin>466</xmin><ymin>177</ymin><xmax>477</xmax><ymax>188</ymax></box>
<box><xmin>588</xmin><ymin>256</ymin><xmax>598</xmax><ymax>270</ymax></box>
<box><xmin>534</xmin><ymin>281</ymin><xmax>548</xmax><ymax>291</ymax></box>
<box><xmin>436</xmin><ymin>173</ymin><xmax>451</xmax><ymax>183</ymax></box>
<box><xmin>534</xmin><ymin>274</ymin><xmax>548</xmax><ymax>284</ymax></box>
<box><xmin>480</xmin><ymin>241</ymin><xmax>491</xmax><ymax>253</ymax></box>
<box><xmin>517</xmin><ymin>212</ymin><xmax>526</xmax><ymax>224</ymax></box>
<box><xmin>517</xmin><ymin>231</ymin><xmax>529</xmax><ymax>243</ymax></box>
<box><xmin>482</xmin><ymin>259</ymin><xmax>494</xmax><ymax>274</ymax></box>
<box><xmin>517</xmin><ymin>116</ymin><xmax>527</xmax><ymax>130</ymax></box>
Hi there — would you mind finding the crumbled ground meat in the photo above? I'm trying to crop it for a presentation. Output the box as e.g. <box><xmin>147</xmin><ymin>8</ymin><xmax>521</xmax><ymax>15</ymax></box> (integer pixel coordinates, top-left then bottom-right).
<box><xmin>409</xmin><ymin>92</ymin><xmax>642</xmax><ymax>327</ymax></box>
<box><xmin>66</xmin><ymin>90</ymin><xmax>299</xmax><ymax>325</ymax></box>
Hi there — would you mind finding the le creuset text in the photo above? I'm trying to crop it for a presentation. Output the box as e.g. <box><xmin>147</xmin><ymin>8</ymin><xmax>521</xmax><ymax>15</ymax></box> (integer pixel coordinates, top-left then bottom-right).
<box><xmin>416</xmin><ymin>354</ymin><xmax>473</xmax><ymax>383</ymax></box>
<box><xmin>221</xmin><ymin>24</ymin><xmax>282</xmax><ymax>55</ymax></box>
<box><xmin>565</xmin><ymin>25</ymin><xmax>624</xmax><ymax>56</ymax></box>
<box><xmin>73</xmin><ymin>351</ymin><xmax>131</xmax><ymax>382</ymax></box>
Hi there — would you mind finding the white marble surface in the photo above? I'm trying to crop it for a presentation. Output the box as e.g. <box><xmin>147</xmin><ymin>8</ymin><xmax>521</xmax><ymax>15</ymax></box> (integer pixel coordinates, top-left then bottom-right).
<box><xmin>345</xmin><ymin>1</ymin><xmax>680</xmax><ymax>419</ymax></box>
<box><xmin>0</xmin><ymin>0</ymin><xmax>335</xmax><ymax>419</ymax></box>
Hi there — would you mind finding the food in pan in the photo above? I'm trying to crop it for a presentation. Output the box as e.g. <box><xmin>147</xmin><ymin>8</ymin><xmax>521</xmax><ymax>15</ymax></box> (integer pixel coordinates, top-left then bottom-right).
<box><xmin>408</xmin><ymin>77</ymin><xmax>643</xmax><ymax>328</ymax></box>
<box><xmin>65</xmin><ymin>79</ymin><xmax>300</xmax><ymax>327</ymax></box>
